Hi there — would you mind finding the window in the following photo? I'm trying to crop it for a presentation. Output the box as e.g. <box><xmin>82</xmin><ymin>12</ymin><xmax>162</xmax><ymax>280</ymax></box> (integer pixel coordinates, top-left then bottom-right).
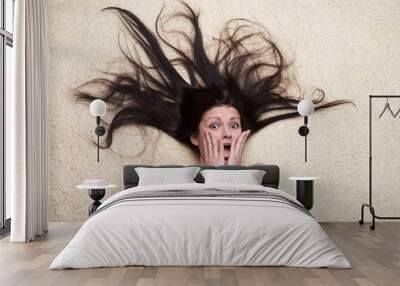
<box><xmin>0</xmin><ymin>0</ymin><xmax>14</xmax><ymax>233</ymax></box>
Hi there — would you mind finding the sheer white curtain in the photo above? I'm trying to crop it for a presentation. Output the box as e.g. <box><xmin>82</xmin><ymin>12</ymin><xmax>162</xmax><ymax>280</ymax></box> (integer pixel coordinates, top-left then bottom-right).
<box><xmin>8</xmin><ymin>0</ymin><xmax>48</xmax><ymax>242</ymax></box>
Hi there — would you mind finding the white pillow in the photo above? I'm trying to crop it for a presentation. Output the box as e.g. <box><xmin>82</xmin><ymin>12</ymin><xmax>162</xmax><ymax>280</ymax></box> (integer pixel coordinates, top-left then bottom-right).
<box><xmin>135</xmin><ymin>167</ymin><xmax>201</xmax><ymax>186</ymax></box>
<box><xmin>200</xmin><ymin>169</ymin><xmax>266</xmax><ymax>185</ymax></box>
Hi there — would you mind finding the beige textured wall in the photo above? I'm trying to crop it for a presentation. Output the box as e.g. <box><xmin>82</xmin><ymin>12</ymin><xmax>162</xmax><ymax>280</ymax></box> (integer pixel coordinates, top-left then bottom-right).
<box><xmin>47</xmin><ymin>0</ymin><xmax>400</xmax><ymax>222</ymax></box>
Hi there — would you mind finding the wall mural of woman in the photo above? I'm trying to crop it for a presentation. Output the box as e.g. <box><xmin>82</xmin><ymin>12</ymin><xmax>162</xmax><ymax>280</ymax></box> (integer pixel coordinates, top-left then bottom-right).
<box><xmin>76</xmin><ymin>1</ymin><xmax>351</xmax><ymax>166</ymax></box>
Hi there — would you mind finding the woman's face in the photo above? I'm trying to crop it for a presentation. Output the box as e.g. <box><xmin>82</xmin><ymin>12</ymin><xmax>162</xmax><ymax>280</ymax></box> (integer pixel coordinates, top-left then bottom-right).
<box><xmin>190</xmin><ymin>105</ymin><xmax>243</xmax><ymax>162</ymax></box>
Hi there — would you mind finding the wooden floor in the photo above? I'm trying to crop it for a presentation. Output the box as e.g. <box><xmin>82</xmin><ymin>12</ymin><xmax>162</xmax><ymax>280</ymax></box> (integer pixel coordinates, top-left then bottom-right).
<box><xmin>0</xmin><ymin>222</ymin><xmax>399</xmax><ymax>286</ymax></box>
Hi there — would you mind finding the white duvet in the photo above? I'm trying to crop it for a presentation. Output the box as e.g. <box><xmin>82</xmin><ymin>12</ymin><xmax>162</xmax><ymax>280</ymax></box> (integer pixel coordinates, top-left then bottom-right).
<box><xmin>50</xmin><ymin>183</ymin><xmax>351</xmax><ymax>269</ymax></box>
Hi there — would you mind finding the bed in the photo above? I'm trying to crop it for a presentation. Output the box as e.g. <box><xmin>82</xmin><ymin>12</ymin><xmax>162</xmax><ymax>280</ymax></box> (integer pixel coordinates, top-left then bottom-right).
<box><xmin>50</xmin><ymin>165</ymin><xmax>350</xmax><ymax>269</ymax></box>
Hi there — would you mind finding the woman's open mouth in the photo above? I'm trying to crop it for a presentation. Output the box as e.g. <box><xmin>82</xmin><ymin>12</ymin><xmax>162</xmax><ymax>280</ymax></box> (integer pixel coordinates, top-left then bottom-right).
<box><xmin>223</xmin><ymin>143</ymin><xmax>231</xmax><ymax>161</ymax></box>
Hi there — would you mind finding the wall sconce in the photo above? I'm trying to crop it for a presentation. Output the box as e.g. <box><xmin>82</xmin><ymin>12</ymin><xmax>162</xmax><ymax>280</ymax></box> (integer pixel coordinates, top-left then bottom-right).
<box><xmin>89</xmin><ymin>99</ymin><xmax>107</xmax><ymax>162</ymax></box>
<box><xmin>297</xmin><ymin>99</ymin><xmax>314</xmax><ymax>162</ymax></box>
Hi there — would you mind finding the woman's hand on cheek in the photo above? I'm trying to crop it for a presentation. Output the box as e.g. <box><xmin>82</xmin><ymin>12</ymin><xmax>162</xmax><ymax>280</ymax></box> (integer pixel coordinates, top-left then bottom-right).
<box><xmin>227</xmin><ymin>130</ymin><xmax>250</xmax><ymax>165</ymax></box>
<box><xmin>199</xmin><ymin>129</ymin><xmax>209</xmax><ymax>165</ymax></box>
<box><xmin>199</xmin><ymin>128</ymin><xmax>225</xmax><ymax>166</ymax></box>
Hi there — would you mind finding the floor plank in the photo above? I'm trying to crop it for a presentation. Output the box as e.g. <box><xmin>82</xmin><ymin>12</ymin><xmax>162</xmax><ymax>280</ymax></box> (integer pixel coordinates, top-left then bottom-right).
<box><xmin>0</xmin><ymin>222</ymin><xmax>399</xmax><ymax>286</ymax></box>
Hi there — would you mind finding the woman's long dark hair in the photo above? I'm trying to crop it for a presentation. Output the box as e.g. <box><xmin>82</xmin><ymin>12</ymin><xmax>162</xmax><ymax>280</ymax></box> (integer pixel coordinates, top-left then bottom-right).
<box><xmin>76</xmin><ymin>1</ymin><xmax>351</xmax><ymax>149</ymax></box>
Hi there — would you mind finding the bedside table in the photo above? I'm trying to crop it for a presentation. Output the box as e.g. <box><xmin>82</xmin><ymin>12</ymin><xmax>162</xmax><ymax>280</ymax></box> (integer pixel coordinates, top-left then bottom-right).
<box><xmin>77</xmin><ymin>182</ymin><xmax>118</xmax><ymax>215</ymax></box>
<box><xmin>289</xmin><ymin>177</ymin><xmax>320</xmax><ymax>210</ymax></box>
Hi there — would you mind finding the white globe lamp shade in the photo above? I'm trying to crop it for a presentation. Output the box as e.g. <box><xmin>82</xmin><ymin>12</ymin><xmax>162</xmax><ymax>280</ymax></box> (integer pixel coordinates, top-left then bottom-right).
<box><xmin>297</xmin><ymin>99</ymin><xmax>314</xmax><ymax>117</ymax></box>
<box><xmin>90</xmin><ymin>99</ymin><xmax>107</xmax><ymax>117</ymax></box>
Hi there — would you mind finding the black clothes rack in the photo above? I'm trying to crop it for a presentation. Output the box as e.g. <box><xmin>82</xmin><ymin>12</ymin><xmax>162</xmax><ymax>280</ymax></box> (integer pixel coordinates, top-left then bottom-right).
<box><xmin>359</xmin><ymin>95</ymin><xmax>400</xmax><ymax>230</ymax></box>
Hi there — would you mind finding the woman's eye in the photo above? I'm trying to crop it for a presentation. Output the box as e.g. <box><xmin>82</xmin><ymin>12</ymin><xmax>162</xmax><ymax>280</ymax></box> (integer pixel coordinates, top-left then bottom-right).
<box><xmin>209</xmin><ymin>123</ymin><xmax>219</xmax><ymax>129</ymax></box>
<box><xmin>231</xmin><ymin>122</ymin><xmax>240</xmax><ymax>129</ymax></box>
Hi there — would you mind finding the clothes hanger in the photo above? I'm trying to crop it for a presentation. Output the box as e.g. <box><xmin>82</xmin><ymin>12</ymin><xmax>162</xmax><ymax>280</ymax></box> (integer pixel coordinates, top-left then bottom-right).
<box><xmin>378</xmin><ymin>97</ymin><xmax>395</xmax><ymax>118</ymax></box>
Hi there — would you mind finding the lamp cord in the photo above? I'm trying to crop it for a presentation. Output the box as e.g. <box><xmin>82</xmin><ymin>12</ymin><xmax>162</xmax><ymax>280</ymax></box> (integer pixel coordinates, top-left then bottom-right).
<box><xmin>305</xmin><ymin>132</ymin><xmax>307</xmax><ymax>162</ymax></box>
<box><xmin>304</xmin><ymin>116</ymin><xmax>308</xmax><ymax>162</ymax></box>
<box><xmin>97</xmin><ymin>130</ymin><xmax>100</xmax><ymax>162</ymax></box>
<box><xmin>96</xmin><ymin>116</ymin><xmax>100</xmax><ymax>162</ymax></box>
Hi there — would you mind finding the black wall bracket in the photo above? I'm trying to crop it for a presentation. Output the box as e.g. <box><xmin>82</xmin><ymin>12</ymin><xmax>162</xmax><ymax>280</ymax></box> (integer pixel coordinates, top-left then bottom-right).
<box><xmin>298</xmin><ymin>116</ymin><xmax>309</xmax><ymax>162</ymax></box>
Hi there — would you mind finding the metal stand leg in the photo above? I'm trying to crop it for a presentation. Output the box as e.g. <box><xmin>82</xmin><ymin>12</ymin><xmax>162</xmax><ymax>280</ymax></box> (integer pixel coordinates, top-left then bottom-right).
<box><xmin>359</xmin><ymin>204</ymin><xmax>375</xmax><ymax>230</ymax></box>
<box><xmin>359</xmin><ymin>203</ymin><xmax>385</xmax><ymax>231</ymax></box>
<box><xmin>370</xmin><ymin>206</ymin><xmax>376</xmax><ymax>231</ymax></box>
<box><xmin>359</xmin><ymin>204</ymin><xmax>366</xmax><ymax>225</ymax></box>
